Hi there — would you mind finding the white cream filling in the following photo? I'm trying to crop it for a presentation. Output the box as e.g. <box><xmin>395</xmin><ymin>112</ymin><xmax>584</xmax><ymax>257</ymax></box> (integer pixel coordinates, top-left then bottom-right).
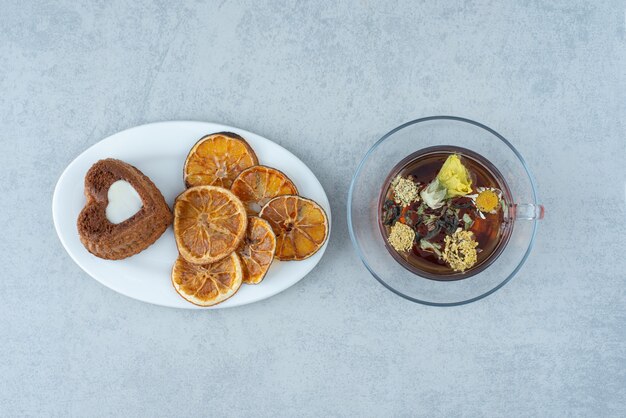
<box><xmin>106</xmin><ymin>180</ymin><xmax>143</xmax><ymax>224</ymax></box>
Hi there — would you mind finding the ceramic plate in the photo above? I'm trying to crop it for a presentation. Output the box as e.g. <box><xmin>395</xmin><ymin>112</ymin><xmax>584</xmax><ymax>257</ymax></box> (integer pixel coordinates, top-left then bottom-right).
<box><xmin>52</xmin><ymin>121</ymin><xmax>331</xmax><ymax>309</ymax></box>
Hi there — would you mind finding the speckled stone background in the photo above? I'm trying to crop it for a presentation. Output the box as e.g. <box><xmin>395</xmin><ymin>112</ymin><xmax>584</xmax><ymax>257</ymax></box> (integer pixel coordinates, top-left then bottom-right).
<box><xmin>1</xmin><ymin>1</ymin><xmax>625</xmax><ymax>416</ymax></box>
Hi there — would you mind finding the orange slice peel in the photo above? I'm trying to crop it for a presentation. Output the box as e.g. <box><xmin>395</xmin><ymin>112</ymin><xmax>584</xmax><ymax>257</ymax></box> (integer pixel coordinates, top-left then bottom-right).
<box><xmin>237</xmin><ymin>216</ymin><xmax>276</xmax><ymax>284</ymax></box>
<box><xmin>184</xmin><ymin>132</ymin><xmax>258</xmax><ymax>189</ymax></box>
<box><xmin>174</xmin><ymin>185</ymin><xmax>247</xmax><ymax>264</ymax></box>
<box><xmin>259</xmin><ymin>195</ymin><xmax>329</xmax><ymax>261</ymax></box>
<box><xmin>231</xmin><ymin>165</ymin><xmax>298</xmax><ymax>215</ymax></box>
<box><xmin>171</xmin><ymin>253</ymin><xmax>242</xmax><ymax>306</ymax></box>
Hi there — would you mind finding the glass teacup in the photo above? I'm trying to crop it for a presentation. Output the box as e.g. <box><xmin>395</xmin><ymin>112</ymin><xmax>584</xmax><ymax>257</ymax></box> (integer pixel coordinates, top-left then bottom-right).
<box><xmin>348</xmin><ymin>116</ymin><xmax>544</xmax><ymax>306</ymax></box>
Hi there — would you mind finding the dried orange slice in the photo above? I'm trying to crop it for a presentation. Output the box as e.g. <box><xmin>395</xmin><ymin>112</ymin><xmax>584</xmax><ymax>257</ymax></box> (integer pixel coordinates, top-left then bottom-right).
<box><xmin>174</xmin><ymin>186</ymin><xmax>247</xmax><ymax>264</ymax></box>
<box><xmin>183</xmin><ymin>132</ymin><xmax>258</xmax><ymax>189</ymax></box>
<box><xmin>231</xmin><ymin>165</ymin><xmax>298</xmax><ymax>215</ymax></box>
<box><xmin>259</xmin><ymin>195</ymin><xmax>329</xmax><ymax>261</ymax></box>
<box><xmin>237</xmin><ymin>217</ymin><xmax>276</xmax><ymax>284</ymax></box>
<box><xmin>171</xmin><ymin>253</ymin><xmax>242</xmax><ymax>306</ymax></box>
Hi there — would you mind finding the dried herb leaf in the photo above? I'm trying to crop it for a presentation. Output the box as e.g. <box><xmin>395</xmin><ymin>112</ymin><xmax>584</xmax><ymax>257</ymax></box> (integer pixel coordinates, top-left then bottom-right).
<box><xmin>423</xmin><ymin>225</ymin><xmax>441</xmax><ymax>240</ymax></box>
<box><xmin>419</xmin><ymin>239</ymin><xmax>443</xmax><ymax>259</ymax></box>
<box><xmin>382</xmin><ymin>204</ymin><xmax>402</xmax><ymax>226</ymax></box>
<box><xmin>452</xmin><ymin>201</ymin><xmax>473</xmax><ymax>209</ymax></box>
<box><xmin>463</xmin><ymin>213</ymin><xmax>474</xmax><ymax>230</ymax></box>
<box><xmin>424</xmin><ymin>214</ymin><xmax>438</xmax><ymax>227</ymax></box>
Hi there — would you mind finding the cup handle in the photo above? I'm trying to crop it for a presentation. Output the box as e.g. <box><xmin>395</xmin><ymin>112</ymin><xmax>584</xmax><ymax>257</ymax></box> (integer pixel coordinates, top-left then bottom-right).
<box><xmin>512</xmin><ymin>203</ymin><xmax>545</xmax><ymax>220</ymax></box>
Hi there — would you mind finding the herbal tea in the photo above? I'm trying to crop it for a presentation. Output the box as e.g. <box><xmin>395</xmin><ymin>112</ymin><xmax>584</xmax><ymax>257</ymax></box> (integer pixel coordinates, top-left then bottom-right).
<box><xmin>379</xmin><ymin>146</ymin><xmax>512</xmax><ymax>280</ymax></box>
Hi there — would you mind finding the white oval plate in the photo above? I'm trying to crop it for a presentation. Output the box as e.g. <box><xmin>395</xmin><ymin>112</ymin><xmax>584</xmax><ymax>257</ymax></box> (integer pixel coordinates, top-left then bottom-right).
<box><xmin>52</xmin><ymin>121</ymin><xmax>331</xmax><ymax>309</ymax></box>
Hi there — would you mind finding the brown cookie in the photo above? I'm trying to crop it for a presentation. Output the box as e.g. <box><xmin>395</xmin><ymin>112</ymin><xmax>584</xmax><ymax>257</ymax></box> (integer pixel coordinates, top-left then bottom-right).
<box><xmin>77</xmin><ymin>159</ymin><xmax>173</xmax><ymax>260</ymax></box>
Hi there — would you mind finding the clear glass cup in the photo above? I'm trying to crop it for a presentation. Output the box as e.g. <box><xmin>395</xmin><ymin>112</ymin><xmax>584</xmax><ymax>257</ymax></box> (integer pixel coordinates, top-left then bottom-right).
<box><xmin>348</xmin><ymin>116</ymin><xmax>544</xmax><ymax>306</ymax></box>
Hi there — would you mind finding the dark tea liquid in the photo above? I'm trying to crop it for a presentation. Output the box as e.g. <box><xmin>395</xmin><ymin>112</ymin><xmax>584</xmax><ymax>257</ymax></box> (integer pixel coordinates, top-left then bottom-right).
<box><xmin>379</xmin><ymin>146</ymin><xmax>513</xmax><ymax>280</ymax></box>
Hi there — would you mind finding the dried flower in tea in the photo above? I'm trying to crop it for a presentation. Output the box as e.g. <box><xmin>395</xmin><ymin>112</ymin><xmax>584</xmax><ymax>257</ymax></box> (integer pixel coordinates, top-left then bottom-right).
<box><xmin>420</xmin><ymin>178</ymin><xmax>447</xmax><ymax>209</ymax></box>
<box><xmin>442</xmin><ymin>228</ymin><xmax>478</xmax><ymax>272</ymax></box>
<box><xmin>391</xmin><ymin>176</ymin><xmax>420</xmax><ymax>206</ymax></box>
<box><xmin>437</xmin><ymin>154</ymin><xmax>472</xmax><ymax>198</ymax></box>
<box><xmin>387</xmin><ymin>222</ymin><xmax>415</xmax><ymax>252</ymax></box>
<box><xmin>467</xmin><ymin>187</ymin><xmax>502</xmax><ymax>219</ymax></box>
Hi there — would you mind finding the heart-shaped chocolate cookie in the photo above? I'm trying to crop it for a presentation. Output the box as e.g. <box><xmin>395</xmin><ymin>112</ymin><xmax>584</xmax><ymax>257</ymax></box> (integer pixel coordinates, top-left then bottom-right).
<box><xmin>77</xmin><ymin>159</ymin><xmax>173</xmax><ymax>260</ymax></box>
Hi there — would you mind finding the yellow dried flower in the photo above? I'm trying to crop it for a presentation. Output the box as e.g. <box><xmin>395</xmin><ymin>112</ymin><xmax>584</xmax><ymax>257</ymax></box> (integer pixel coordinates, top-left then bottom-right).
<box><xmin>475</xmin><ymin>189</ymin><xmax>499</xmax><ymax>212</ymax></box>
<box><xmin>442</xmin><ymin>228</ymin><xmax>478</xmax><ymax>272</ymax></box>
<box><xmin>437</xmin><ymin>154</ymin><xmax>472</xmax><ymax>198</ymax></box>
<box><xmin>391</xmin><ymin>176</ymin><xmax>419</xmax><ymax>206</ymax></box>
<box><xmin>387</xmin><ymin>222</ymin><xmax>415</xmax><ymax>252</ymax></box>
<box><xmin>467</xmin><ymin>187</ymin><xmax>503</xmax><ymax>219</ymax></box>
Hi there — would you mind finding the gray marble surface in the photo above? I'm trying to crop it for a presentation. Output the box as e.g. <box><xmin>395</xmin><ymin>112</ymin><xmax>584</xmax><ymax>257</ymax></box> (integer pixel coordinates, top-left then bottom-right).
<box><xmin>1</xmin><ymin>1</ymin><xmax>625</xmax><ymax>416</ymax></box>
